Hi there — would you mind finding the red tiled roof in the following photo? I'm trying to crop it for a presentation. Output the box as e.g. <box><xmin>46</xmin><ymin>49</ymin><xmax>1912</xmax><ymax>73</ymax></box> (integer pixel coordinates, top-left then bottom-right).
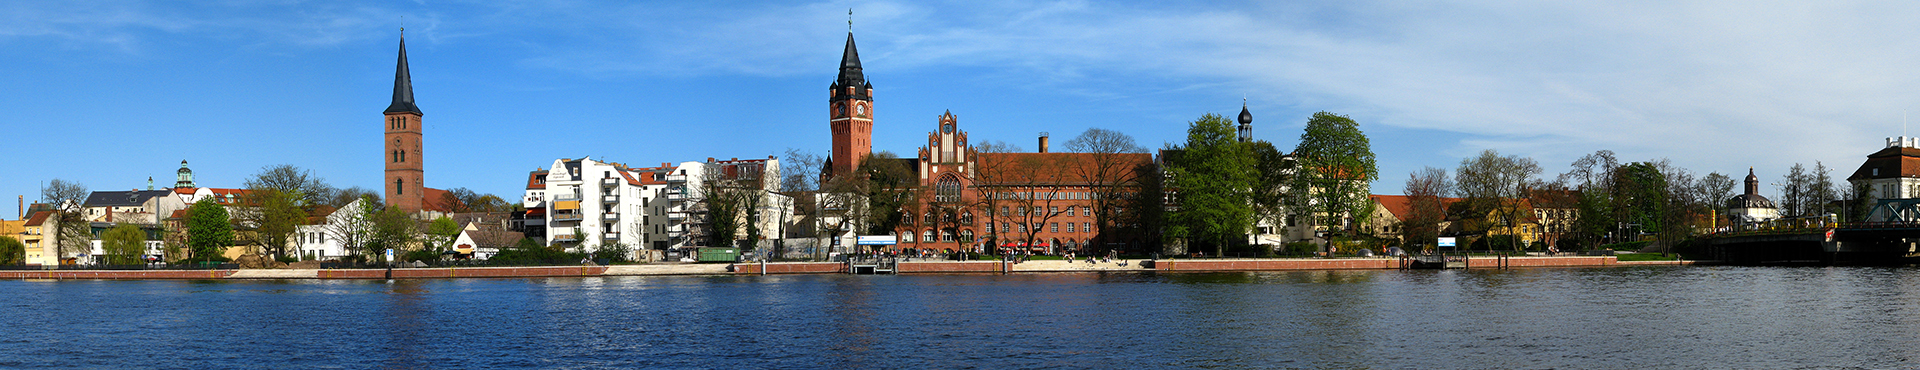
<box><xmin>526</xmin><ymin>170</ymin><xmax>548</xmax><ymax>189</ymax></box>
<box><xmin>24</xmin><ymin>211</ymin><xmax>52</xmax><ymax>226</ymax></box>
<box><xmin>1371</xmin><ymin>195</ymin><xmax>1462</xmax><ymax>221</ymax></box>
<box><xmin>422</xmin><ymin>187</ymin><xmax>453</xmax><ymax>213</ymax></box>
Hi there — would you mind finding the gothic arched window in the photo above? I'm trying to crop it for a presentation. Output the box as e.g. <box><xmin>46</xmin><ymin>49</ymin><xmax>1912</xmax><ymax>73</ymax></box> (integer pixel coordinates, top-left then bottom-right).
<box><xmin>395</xmin><ymin>178</ymin><xmax>405</xmax><ymax>195</ymax></box>
<box><xmin>935</xmin><ymin>174</ymin><xmax>961</xmax><ymax>203</ymax></box>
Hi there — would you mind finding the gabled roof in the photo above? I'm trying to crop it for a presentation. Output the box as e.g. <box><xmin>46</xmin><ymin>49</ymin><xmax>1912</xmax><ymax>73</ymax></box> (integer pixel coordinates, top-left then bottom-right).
<box><xmin>83</xmin><ymin>190</ymin><xmax>173</xmax><ymax>207</ymax></box>
<box><xmin>384</xmin><ymin>36</ymin><xmax>423</xmax><ymax>116</ymax></box>
<box><xmin>24</xmin><ymin>211</ymin><xmax>51</xmax><ymax>226</ymax></box>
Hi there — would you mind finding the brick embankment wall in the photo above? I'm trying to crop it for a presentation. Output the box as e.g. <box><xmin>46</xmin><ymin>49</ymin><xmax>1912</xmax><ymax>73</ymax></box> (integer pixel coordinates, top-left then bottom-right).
<box><xmin>317</xmin><ymin>266</ymin><xmax>609</xmax><ymax>279</ymax></box>
<box><xmin>732</xmin><ymin>262</ymin><xmax>848</xmax><ymax>274</ymax></box>
<box><xmin>1151</xmin><ymin>259</ymin><xmax>1399</xmax><ymax>271</ymax></box>
<box><xmin>0</xmin><ymin>270</ymin><xmax>237</xmax><ymax>280</ymax></box>
<box><xmin>897</xmin><ymin>261</ymin><xmax>1004</xmax><ymax>273</ymax></box>
<box><xmin>1467</xmin><ymin>256</ymin><xmax>1616</xmax><ymax>268</ymax></box>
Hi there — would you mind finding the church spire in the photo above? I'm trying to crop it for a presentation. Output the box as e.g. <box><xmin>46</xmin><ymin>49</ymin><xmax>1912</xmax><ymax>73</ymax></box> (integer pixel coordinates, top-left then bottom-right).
<box><xmin>384</xmin><ymin>35</ymin><xmax>423</xmax><ymax>116</ymax></box>
<box><xmin>835</xmin><ymin>32</ymin><xmax>866</xmax><ymax>90</ymax></box>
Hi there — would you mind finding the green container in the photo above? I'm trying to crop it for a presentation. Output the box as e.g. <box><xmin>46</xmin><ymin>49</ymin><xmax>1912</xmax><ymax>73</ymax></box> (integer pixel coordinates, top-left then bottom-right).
<box><xmin>697</xmin><ymin>247</ymin><xmax>739</xmax><ymax>262</ymax></box>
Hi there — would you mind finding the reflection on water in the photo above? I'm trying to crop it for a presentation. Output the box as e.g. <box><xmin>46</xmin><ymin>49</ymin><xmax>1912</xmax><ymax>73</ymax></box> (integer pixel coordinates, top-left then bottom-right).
<box><xmin>2</xmin><ymin>267</ymin><xmax>1919</xmax><ymax>368</ymax></box>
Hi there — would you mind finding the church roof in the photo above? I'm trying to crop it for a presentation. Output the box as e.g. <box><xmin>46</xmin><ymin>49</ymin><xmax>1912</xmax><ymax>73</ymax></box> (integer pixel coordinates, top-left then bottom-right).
<box><xmin>1238</xmin><ymin>105</ymin><xmax>1253</xmax><ymax>125</ymax></box>
<box><xmin>384</xmin><ymin>37</ymin><xmax>423</xmax><ymax>116</ymax></box>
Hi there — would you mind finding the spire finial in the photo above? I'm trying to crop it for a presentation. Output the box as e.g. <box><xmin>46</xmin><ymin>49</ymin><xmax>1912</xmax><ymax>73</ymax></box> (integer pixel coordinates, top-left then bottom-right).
<box><xmin>849</xmin><ymin>8</ymin><xmax>853</xmax><ymax>32</ymax></box>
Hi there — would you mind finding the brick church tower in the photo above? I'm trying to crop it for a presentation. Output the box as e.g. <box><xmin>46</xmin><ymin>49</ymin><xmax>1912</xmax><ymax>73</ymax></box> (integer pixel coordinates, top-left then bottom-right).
<box><xmin>383</xmin><ymin>35</ymin><xmax>426</xmax><ymax>213</ymax></box>
<box><xmin>827</xmin><ymin>31</ymin><xmax>873</xmax><ymax>177</ymax></box>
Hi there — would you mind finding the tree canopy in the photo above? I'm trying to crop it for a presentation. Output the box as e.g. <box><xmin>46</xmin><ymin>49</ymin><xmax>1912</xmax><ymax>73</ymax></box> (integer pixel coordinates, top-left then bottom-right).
<box><xmin>185</xmin><ymin>198</ymin><xmax>234</xmax><ymax>262</ymax></box>
<box><xmin>1172</xmin><ymin>113</ymin><xmax>1256</xmax><ymax>256</ymax></box>
<box><xmin>1288</xmin><ymin>111</ymin><xmax>1378</xmax><ymax>255</ymax></box>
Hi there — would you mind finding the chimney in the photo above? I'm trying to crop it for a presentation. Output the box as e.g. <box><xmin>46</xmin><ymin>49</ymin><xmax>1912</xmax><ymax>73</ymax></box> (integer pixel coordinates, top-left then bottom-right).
<box><xmin>1039</xmin><ymin>132</ymin><xmax>1051</xmax><ymax>153</ymax></box>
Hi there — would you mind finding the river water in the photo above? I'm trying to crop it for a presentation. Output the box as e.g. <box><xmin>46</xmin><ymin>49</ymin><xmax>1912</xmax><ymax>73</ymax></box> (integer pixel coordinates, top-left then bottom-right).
<box><xmin>3</xmin><ymin>266</ymin><xmax>1917</xmax><ymax>369</ymax></box>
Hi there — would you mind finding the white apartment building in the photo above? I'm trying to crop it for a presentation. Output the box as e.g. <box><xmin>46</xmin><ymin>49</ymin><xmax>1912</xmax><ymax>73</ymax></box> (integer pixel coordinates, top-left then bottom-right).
<box><xmin>524</xmin><ymin>156</ymin><xmax>792</xmax><ymax>260</ymax></box>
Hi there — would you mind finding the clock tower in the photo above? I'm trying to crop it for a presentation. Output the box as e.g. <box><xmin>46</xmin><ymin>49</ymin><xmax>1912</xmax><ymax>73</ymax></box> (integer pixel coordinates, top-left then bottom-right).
<box><xmin>828</xmin><ymin>31</ymin><xmax>873</xmax><ymax>177</ymax></box>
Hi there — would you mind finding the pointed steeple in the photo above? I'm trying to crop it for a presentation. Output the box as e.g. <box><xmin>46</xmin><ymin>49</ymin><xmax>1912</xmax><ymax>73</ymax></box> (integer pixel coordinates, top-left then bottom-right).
<box><xmin>384</xmin><ymin>36</ymin><xmax>423</xmax><ymax>116</ymax></box>
<box><xmin>835</xmin><ymin>32</ymin><xmax>866</xmax><ymax>89</ymax></box>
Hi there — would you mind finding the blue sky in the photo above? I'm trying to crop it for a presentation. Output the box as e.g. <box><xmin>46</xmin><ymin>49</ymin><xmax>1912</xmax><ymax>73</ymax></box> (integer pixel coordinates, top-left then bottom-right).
<box><xmin>4</xmin><ymin>1</ymin><xmax>1918</xmax><ymax>217</ymax></box>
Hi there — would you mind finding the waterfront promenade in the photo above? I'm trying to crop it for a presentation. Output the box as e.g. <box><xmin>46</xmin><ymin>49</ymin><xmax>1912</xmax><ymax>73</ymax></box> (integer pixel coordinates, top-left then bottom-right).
<box><xmin>0</xmin><ymin>255</ymin><xmax>1689</xmax><ymax>280</ymax></box>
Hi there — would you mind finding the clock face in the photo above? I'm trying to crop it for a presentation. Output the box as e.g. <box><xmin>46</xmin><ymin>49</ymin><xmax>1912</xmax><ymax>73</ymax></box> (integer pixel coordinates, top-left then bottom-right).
<box><xmin>856</xmin><ymin>104</ymin><xmax>866</xmax><ymax>115</ymax></box>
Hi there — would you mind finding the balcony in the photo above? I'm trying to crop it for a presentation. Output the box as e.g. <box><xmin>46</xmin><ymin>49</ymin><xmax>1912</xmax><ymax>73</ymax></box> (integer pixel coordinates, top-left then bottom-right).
<box><xmin>603</xmin><ymin>213</ymin><xmax>620</xmax><ymax>221</ymax></box>
<box><xmin>603</xmin><ymin>195</ymin><xmax>619</xmax><ymax>204</ymax></box>
<box><xmin>603</xmin><ymin>232</ymin><xmax>621</xmax><ymax>240</ymax></box>
<box><xmin>667</xmin><ymin>193</ymin><xmax>687</xmax><ymax>201</ymax></box>
<box><xmin>668</xmin><ymin>212</ymin><xmax>688</xmax><ymax>220</ymax></box>
<box><xmin>554</xmin><ymin>195</ymin><xmax>581</xmax><ymax>202</ymax></box>
<box><xmin>666</xmin><ymin>174</ymin><xmax>688</xmax><ymax>182</ymax></box>
<box><xmin>552</xmin><ymin>213</ymin><xmax>583</xmax><ymax>222</ymax></box>
<box><xmin>602</xmin><ymin>178</ymin><xmax>620</xmax><ymax>187</ymax></box>
<box><xmin>552</xmin><ymin>234</ymin><xmax>579</xmax><ymax>242</ymax></box>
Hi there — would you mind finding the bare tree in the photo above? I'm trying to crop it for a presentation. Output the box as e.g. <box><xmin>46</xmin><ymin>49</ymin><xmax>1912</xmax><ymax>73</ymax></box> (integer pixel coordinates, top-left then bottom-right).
<box><xmin>1456</xmin><ymin>149</ymin><xmax>1540</xmax><ymax>251</ymax></box>
<box><xmin>1063</xmin><ymin>128</ymin><xmax>1148</xmax><ymax>253</ymax></box>
<box><xmin>40</xmin><ymin>179</ymin><xmax>92</xmax><ymax>261</ymax></box>
<box><xmin>324</xmin><ymin>195</ymin><xmax>378</xmax><ymax>260</ymax></box>
<box><xmin>1402</xmin><ymin>167</ymin><xmax>1454</xmax><ymax>252</ymax></box>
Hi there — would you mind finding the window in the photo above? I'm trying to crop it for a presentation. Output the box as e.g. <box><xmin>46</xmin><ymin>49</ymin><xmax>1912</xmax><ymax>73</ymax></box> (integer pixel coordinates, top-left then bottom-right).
<box><xmin>395</xmin><ymin>178</ymin><xmax>405</xmax><ymax>195</ymax></box>
<box><xmin>1083</xmin><ymin>223</ymin><xmax>1091</xmax><ymax>233</ymax></box>
<box><xmin>1001</xmin><ymin>206</ymin><xmax>1009</xmax><ymax>216</ymax></box>
<box><xmin>935</xmin><ymin>174</ymin><xmax>962</xmax><ymax>203</ymax></box>
<box><xmin>1050</xmin><ymin>207</ymin><xmax>1059</xmax><ymax>215</ymax></box>
<box><xmin>1066</xmin><ymin>223</ymin><xmax>1075</xmax><ymax>233</ymax></box>
<box><xmin>1050</xmin><ymin>223</ymin><xmax>1059</xmax><ymax>233</ymax></box>
<box><xmin>960</xmin><ymin>230</ymin><xmax>974</xmax><ymax>243</ymax></box>
<box><xmin>941</xmin><ymin>230</ymin><xmax>954</xmax><ymax>242</ymax></box>
<box><xmin>922</xmin><ymin>230</ymin><xmax>935</xmax><ymax>243</ymax></box>
<box><xmin>903</xmin><ymin>232</ymin><xmax>914</xmax><ymax>243</ymax></box>
<box><xmin>1082</xmin><ymin>207</ymin><xmax>1091</xmax><ymax>216</ymax></box>
<box><xmin>986</xmin><ymin>223</ymin><xmax>995</xmax><ymax>233</ymax></box>
<box><xmin>1003</xmin><ymin>223</ymin><xmax>1011</xmax><ymax>233</ymax></box>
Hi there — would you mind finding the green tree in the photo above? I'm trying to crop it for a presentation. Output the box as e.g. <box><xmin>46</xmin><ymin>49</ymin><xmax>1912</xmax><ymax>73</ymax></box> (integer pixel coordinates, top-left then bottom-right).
<box><xmin>425</xmin><ymin>216</ymin><xmax>461</xmax><ymax>251</ymax></box>
<box><xmin>101</xmin><ymin>223</ymin><xmax>147</xmax><ymax>265</ymax></box>
<box><xmin>1287</xmin><ymin>112</ymin><xmax>1379</xmax><ymax>256</ymax></box>
<box><xmin>0</xmin><ymin>236</ymin><xmax>25</xmax><ymax>265</ymax></box>
<box><xmin>240</xmin><ymin>188</ymin><xmax>305</xmax><ymax>259</ymax></box>
<box><xmin>1171</xmin><ymin>113</ymin><xmax>1257</xmax><ymax>256</ymax></box>
<box><xmin>243</xmin><ymin>165</ymin><xmax>335</xmax><ymax>260</ymax></box>
<box><xmin>1615</xmin><ymin>162</ymin><xmax>1668</xmax><ymax>240</ymax></box>
<box><xmin>367</xmin><ymin>206</ymin><xmax>418</xmax><ymax>260</ymax></box>
<box><xmin>185</xmin><ymin>198</ymin><xmax>234</xmax><ymax>262</ymax></box>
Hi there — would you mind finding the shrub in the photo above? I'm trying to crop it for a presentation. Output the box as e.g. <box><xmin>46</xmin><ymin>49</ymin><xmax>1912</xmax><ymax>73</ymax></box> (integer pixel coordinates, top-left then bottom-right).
<box><xmin>1283</xmin><ymin>241</ymin><xmax>1318</xmax><ymax>256</ymax></box>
